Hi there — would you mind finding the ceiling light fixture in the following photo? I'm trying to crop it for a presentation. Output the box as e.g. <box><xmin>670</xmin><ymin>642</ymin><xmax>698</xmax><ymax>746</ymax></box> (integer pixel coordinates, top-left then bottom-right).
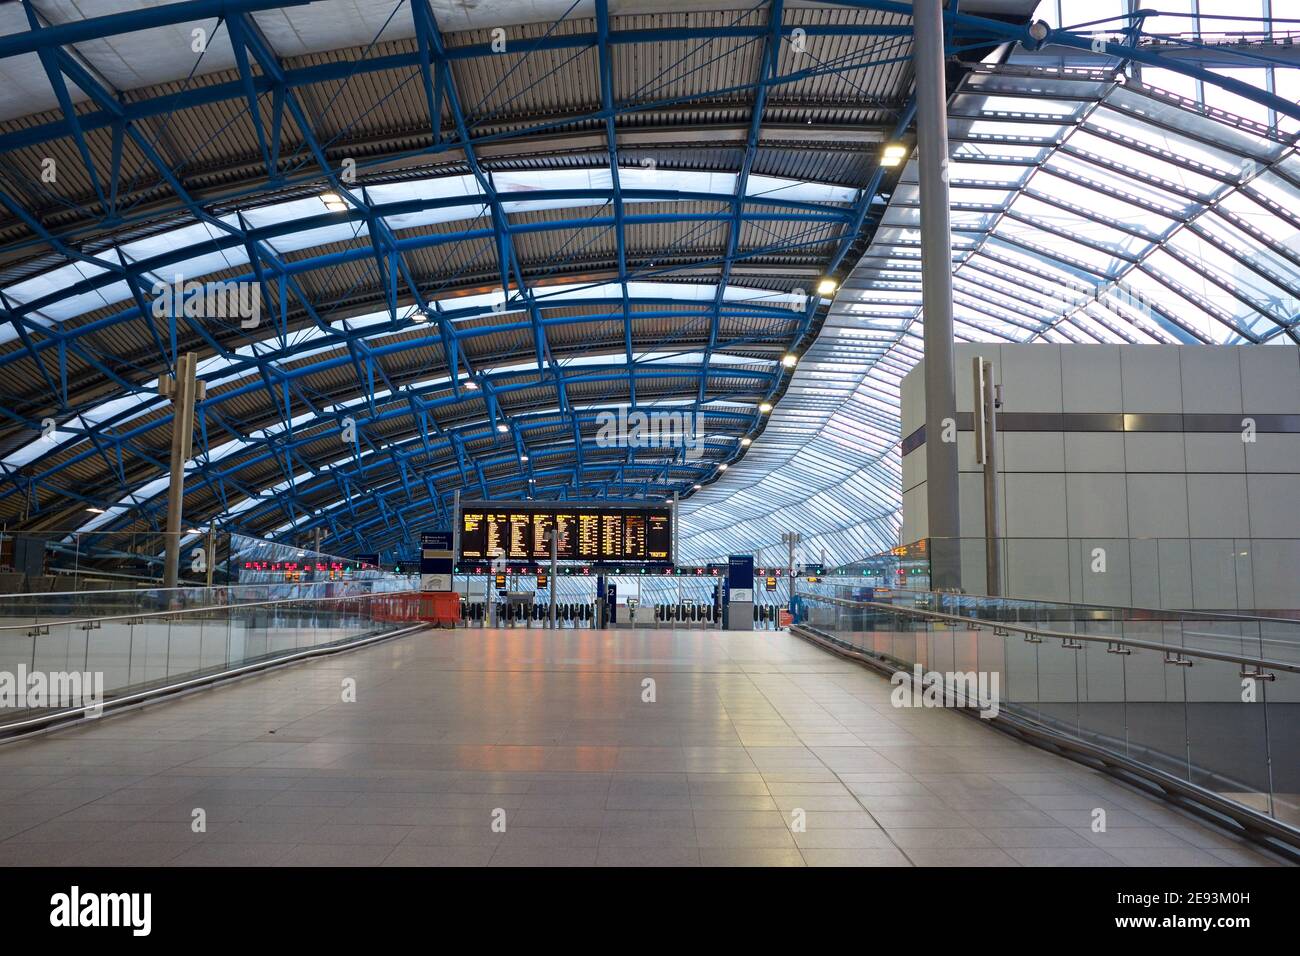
<box><xmin>320</xmin><ymin>191</ymin><xmax>348</xmax><ymax>212</ymax></box>
<box><xmin>496</xmin><ymin>423</ymin><xmax>509</xmax><ymax>433</ymax></box>
<box><xmin>759</xmin><ymin>401</ymin><xmax>773</xmax><ymax>413</ymax></box>
<box><xmin>880</xmin><ymin>143</ymin><xmax>908</xmax><ymax>167</ymax></box>
<box><xmin>781</xmin><ymin>353</ymin><xmax>798</xmax><ymax>368</ymax></box>
<box><xmin>816</xmin><ymin>278</ymin><xmax>838</xmax><ymax>297</ymax></box>
<box><xmin>740</xmin><ymin>437</ymin><xmax>752</xmax><ymax>446</ymax></box>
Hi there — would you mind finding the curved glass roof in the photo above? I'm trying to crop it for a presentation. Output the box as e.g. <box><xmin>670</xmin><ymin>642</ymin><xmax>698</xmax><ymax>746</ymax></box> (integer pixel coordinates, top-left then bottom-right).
<box><xmin>679</xmin><ymin>0</ymin><xmax>1300</xmax><ymax>567</ymax></box>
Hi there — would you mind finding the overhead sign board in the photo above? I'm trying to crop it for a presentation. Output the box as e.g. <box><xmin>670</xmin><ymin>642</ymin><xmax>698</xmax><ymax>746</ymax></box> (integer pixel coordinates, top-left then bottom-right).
<box><xmin>420</xmin><ymin>530</ymin><xmax>454</xmax><ymax>592</ymax></box>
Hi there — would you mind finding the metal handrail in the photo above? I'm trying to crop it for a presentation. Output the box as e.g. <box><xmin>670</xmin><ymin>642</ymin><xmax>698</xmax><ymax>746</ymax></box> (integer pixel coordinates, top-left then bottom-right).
<box><xmin>817</xmin><ymin>582</ymin><xmax>1300</xmax><ymax>627</ymax></box>
<box><xmin>799</xmin><ymin>592</ymin><xmax>1300</xmax><ymax>674</ymax></box>
<box><xmin>0</xmin><ymin>588</ymin><xmax>420</xmax><ymax>634</ymax></box>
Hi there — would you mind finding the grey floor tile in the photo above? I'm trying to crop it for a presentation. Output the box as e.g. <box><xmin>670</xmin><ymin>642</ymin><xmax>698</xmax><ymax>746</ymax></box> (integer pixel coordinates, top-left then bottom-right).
<box><xmin>978</xmin><ymin>827</ymin><xmax>1091</xmax><ymax>848</ymax></box>
<box><xmin>905</xmin><ymin>848</ymin><xmax>1020</xmax><ymax>867</ymax></box>
<box><xmin>382</xmin><ymin>844</ymin><xmax>497</xmax><ymax>866</ymax></box>
<box><xmin>490</xmin><ymin>846</ymin><xmax>597</xmax><ymax>867</ymax></box>
<box><xmin>698</xmin><ymin>848</ymin><xmax>806</xmax><ymax>867</ymax></box>
<box><xmin>274</xmin><ymin>843</ymin><xmax>394</xmax><ymax>865</ymax></box>
<box><xmin>171</xmin><ymin>842</ymin><xmax>295</xmax><ymax>866</ymax></box>
<box><xmin>599</xmin><ymin>826</ymin><xmax>698</xmax><ymax>847</ymax></box>
<box><xmin>1104</xmin><ymin>846</ymin><xmax>1232</xmax><ymax>867</ymax></box>
<box><xmin>792</xmin><ymin>829</ymin><xmax>896</xmax><ymax>849</ymax></box>
<box><xmin>596</xmin><ymin>846</ymin><xmax>701</xmax><ymax>867</ymax></box>
<box><xmin>694</xmin><ymin>827</ymin><xmax>797</xmax><ymax>848</ymax></box>
<box><xmin>1004</xmin><ymin>847</ymin><xmax>1124</xmax><ymax>866</ymax></box>
<box><xmin>800</xmin><ymin>847</ymin><xmax>913</xmax><ymax>867</ymax></box>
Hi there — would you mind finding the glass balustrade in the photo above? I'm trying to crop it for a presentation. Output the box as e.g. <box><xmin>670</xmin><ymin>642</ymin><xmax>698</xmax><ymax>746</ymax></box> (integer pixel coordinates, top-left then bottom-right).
<box><xmin>794</xmin><ymin>588</ymin><xmax>1299</xmax><ymax>831</ymax></box>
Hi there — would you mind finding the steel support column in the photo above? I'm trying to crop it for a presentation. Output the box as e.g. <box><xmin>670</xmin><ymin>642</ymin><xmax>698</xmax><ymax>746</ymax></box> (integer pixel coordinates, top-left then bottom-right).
<box><xmin>914</xmin><ymin>0</ymin><xmax>961</xmax><ymax>590</ymax></box>
<box><xmin>973</xmin><ymin>357</ymin><xmax>1001</xmax><ymax>596</ymax></box>
<box><xmin>161</xmin><ymin>352</ymin><xmax>200</xmax><ymax>589</ymax></box>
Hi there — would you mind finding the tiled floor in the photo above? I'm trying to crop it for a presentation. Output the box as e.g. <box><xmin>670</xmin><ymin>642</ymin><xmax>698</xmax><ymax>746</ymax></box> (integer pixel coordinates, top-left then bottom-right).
<box><xmin>0</xmin><ymin>626</ymin><xmax>1288</xmax><ymax>866</ymax></box>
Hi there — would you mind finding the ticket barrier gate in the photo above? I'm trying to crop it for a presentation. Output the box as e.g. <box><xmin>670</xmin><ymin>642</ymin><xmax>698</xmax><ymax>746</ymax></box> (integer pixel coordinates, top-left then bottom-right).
<box><xmin>647</xmin><ymin>602</ymin><xmax>726</xmax><ymax>627</ymax></box>
<box><xmin>459</xmin><ymin>597</ymin><xmax>600</xmax><ymax>628</ymax></box>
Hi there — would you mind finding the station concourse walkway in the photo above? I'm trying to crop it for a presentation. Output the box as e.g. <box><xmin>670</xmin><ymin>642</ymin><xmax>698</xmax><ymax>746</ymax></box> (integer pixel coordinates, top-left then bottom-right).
<box><xmin>0</xmin><ymin>627</ymin><xmax>1286</xmax><ymax>867</ymax></box>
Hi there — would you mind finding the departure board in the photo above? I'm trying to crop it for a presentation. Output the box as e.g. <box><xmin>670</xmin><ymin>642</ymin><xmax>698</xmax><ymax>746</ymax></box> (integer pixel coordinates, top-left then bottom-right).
<box><xmin>554</xmin><ymin>512</ymin><xmax>577</xmax><ymax>560</ymax></box>
<box><xmin>531</xmin><ymin>513</ymin><xmax>554</xmax><ymax>557</ymax></box>
<box><xmin>623</xmin><ymin>514</ymin><xmax>646</xmax><ymax>559</ymax></box>
<box><xmin>460</xmin><ymin>512</ymin><xmax>486</xmax><ymax>559</ymax></box>
<box><xmin>647</xmin><ymin>513</ymin><xmax>671</xmax><ymax>561</ymax></box>
<box><xmin>576</xmin><ymin>513</ymin><xmax>600</xmax><ymax>560</ymax></box>
<box><xmin>508</xmin><ymin>513</ymin><xmax>532</xmax><ymax>559</ymax></box>
<box><xmin>485</xmin><ymin>512</ymin><xmax>509</xmax><ymax>559</ymax></box>
<box><xmin>457</xmin><ymin>505</ymin><xmax>673</xmax><ymax>563</ymax></box>
<box><xmin>599</xmin><ymin>514</ymin><xmax>622</xmax><ymax>560</ymax></box>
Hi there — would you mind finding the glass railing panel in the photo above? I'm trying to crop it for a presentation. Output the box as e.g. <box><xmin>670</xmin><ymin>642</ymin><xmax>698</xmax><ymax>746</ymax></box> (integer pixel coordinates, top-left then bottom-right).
<box><xmin>1075</xmin><ymin>620</ymin><xmax>1128</xmax><ymax>752</ymax></box>
<box><xmin>1184</xmin><ymin>651</ymin><xmax>1271</xmax><ymax>814</ymax></box>
<box><xmin>1114</xmin><ymin>641</ymin><xmax>1192</xmax><ymax>780</ymax></box>
<box><xmin>1265</xmin><ymin>671</ymin><xmax>1300</xmax><ymax>829</ymax></box>
<box><xmin>793</xmin><ymin>587</ymin><xmax>1299</xmax><ymax>829</ymax></box>
<box><xmin>0</xmin><ymin>591</ymin><xmax>417</xmax><ymax>729</ymax></box>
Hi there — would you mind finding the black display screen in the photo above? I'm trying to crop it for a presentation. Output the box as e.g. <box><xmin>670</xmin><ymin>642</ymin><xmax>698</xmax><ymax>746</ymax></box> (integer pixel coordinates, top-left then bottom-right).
<box><xmin>458</xmin><ymin>506</ymin><xmax>673</xmax><ymax>563</ymax></box>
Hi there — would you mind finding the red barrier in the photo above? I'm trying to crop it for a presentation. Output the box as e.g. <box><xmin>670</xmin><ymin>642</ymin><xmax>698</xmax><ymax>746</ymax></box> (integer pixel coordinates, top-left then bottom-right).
<box><xmin>422</xmin><ymin>592</ymin><xmax>462</xmax><ymax>627</ymax></box>
<box><xmin>370</xmin><ymin>591</ymin><xmax>462</xmax><ymax>626</ymax></box>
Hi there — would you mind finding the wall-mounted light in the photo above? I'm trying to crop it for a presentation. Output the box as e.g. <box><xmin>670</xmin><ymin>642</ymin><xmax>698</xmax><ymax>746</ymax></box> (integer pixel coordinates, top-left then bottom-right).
<box><xmin>880</xmin><ymin>143</ymin><xmax>908</xmax><ymax>168</ymax></box>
